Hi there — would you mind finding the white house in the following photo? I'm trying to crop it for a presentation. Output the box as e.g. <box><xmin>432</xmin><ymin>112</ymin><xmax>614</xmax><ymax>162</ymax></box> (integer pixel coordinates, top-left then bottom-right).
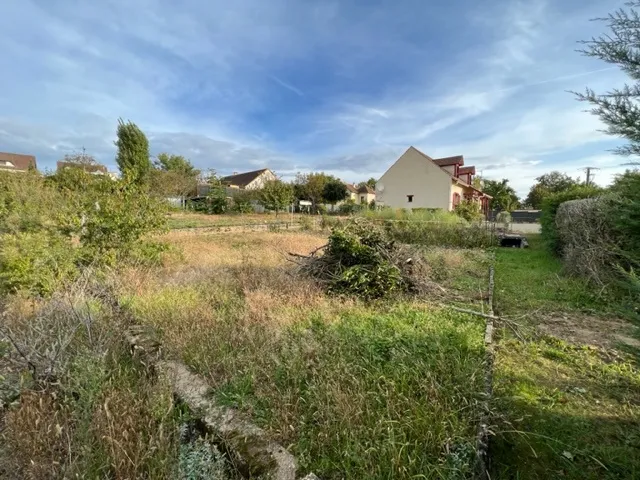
<box><xmin>376</xmin><ymin>146</ymin><xmax>490</xmax><ymax>214</ymax></box>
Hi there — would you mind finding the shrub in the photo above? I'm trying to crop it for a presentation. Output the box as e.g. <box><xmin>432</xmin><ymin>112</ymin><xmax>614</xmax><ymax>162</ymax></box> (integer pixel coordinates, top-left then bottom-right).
<box><xmin>540</xmin><ymin>185</ymin><xmax>603</xmax><ymax>255</ymax></box>
<box><xmin>454</xmin><ymin>199</ymin><xmax>483</xmax><ymax>222</ymax></box>
<box><xmin>496</xmin><ymin>211</ymin><xmax>512</xmax><ymax>228</ymax></box>
<box><xmin>338</xmin><ymin>199</ymin><xmax>362</xmax><ymax>215</ymax></box>
<box><xmin>0</xmin><ymin>231</ymin><xmax>78</xmax><ymax>295</ymax></box>
<box><xmin>230</xmin><ymin>190</ymin><xmax>254</xmax><ymax>214</ymax></box>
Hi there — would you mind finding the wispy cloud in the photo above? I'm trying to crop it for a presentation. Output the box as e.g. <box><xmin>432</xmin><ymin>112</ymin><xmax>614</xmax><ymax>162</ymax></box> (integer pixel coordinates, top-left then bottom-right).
<box><xmin>0</xmin><ymin>0</ymin><xmax>629</xmax><ymax>192</ymax></box>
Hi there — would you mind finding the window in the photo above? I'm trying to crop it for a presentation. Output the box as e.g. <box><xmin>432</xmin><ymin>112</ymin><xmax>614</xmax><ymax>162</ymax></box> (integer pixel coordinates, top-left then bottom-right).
<box><xmin>360</xmin><ymin>196</ymin><xmax>365</xmax><ymax>204</ymax></box>
<box><xmin>407</xmin><ymin>195</ymin><xmax>414</xmax><ymax>203</ymax></box>
<box><xmin>453</xmin><ymin>192</ymin><xmax>461</xmax><ymax>208</ymax></box>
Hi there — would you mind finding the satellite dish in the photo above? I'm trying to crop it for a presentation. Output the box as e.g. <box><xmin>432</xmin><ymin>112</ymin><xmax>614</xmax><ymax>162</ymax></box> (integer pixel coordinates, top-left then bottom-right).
<box><xmin>377</xmin><ymin>182</ymin><xmax>384</xmax><ymax>192</ymax></box>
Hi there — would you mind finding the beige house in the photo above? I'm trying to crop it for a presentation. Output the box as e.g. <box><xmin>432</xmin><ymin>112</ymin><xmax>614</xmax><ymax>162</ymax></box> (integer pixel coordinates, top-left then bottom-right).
<box><xmin>0</xmin><ymin>152</ymin><xmax>37</xmax><ymax>172</ymax></box>
<box><xmin>222</xmin><ymin>168</ymin><xmax>277</xmax><ymax>190</ymax></box>
<box><xmin>197</xmin><ymin>168</ymin><xmax>277</xmax><ymax>197</ymax></box>
<box><xmin>376</xmin><ymin>146</ymin><xmax>490</xmax><ymax>214</ymax></box>
<box><xmin>357</xmin><ymin>185</ymin><xmax>376</xmax><ymax>205</ymax></box>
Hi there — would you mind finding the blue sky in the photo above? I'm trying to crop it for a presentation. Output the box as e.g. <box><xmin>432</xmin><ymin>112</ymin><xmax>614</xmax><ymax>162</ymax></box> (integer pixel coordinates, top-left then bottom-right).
<box><xmin>0</xmin><ymin>0</ymin><xmax>632</xmax><ymax>195</ymax></box>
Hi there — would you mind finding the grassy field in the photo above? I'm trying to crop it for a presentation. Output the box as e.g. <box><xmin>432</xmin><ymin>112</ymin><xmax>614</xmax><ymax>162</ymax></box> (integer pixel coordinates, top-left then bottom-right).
<box><xmin>167</xmin><ymin>212</ymin><xmax>312</xmax><ymax>229</ymax></box>
<box><xmin>123</xmin><ymin>230</ymin><xmax>490</xmax><ymax>479</ymax></box>
<box><xmin>3</xmin><ymin>225</ymin><xmax>638</xmax><ymax>479</ymax></box>
<box><xmin>491</xmin><ymin>235</ymin><xmax>640</xmax><ymax>479</ymax></box>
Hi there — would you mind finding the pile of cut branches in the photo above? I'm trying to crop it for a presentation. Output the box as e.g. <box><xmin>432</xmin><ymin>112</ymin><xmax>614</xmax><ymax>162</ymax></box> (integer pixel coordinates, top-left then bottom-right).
<box><xmin>289</xmin><ymin>219</ymin><xmax>442</xmax><ymax>299</ymax></box>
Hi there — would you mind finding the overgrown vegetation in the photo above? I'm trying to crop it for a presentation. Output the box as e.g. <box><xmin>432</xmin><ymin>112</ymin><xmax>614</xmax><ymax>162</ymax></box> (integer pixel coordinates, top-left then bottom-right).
<box><xmin>292</xmin><ymin>220</ymin><xmax>437</xmax><ymax>299</ymax></box>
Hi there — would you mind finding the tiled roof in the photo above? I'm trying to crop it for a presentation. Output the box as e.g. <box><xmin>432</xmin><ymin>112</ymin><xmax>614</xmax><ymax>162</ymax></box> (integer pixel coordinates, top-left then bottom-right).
<box><xmin>357</xmin><ymin>185</ymin><xmax>375</xmax><ymax>194</ymax></box>
<box><xmin>0</xmin><ymin>152</ymin><xmax>37</xmax><ymax>171</ymax></box>
<box><xmin>346</xmin><ymin>183</ymin><xmax>358</xmax><ymax>193</ymax></box>
<box><xmin>458</xmin><ymin>166</ymin><xmax>476</xmax><ymax>175</ymax></box>
<box><xmin>221</xmin><ymin>169</ymin><xmax>270</xmax><ymax>187</ymax></box>
<box><xmin>433</xmin><ymin>155</ymin><xmax>464</xmax><ymax>166</ymax></box>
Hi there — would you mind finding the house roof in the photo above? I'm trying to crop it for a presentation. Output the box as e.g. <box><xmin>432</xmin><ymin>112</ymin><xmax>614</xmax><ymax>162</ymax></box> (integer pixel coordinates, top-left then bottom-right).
<box><xmin>0</xmin><ymin>152</ymin><xmax>37</xmax><ymax>171</ymax></box>
<box><xmin>346</xmin><ymin>183</ymin><xmax>358</xmax><ymax>193</ymax></box>
<box><xmin>357</xmin><ymin>185</ymin><xmax>375</xmax><ymax>194</ymax></box>
<box><xmin>408</xmin><ymin>146</ymin><xmax>489</xmax><ymax>197</ymax></box>
<box><xmin>221</xmin><ymin>168</ymin><xmax>270</xmax><ymax>187</ymax></box>
<box><xmin>57</xmin><ymin>161</ymin><xmax>108</xmax><ymax>174</ymax></box>
<box><xmin>433</xmin><ymin>155</ymin><xmax>464</xmax><ymax>167</ymax></box>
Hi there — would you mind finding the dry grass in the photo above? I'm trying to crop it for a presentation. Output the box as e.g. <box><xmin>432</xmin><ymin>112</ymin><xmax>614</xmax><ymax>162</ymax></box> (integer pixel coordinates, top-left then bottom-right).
<box><xmin>167</xmin><ymin>212</ymin><xmax>310</xmax><ymax>229</ymax></box>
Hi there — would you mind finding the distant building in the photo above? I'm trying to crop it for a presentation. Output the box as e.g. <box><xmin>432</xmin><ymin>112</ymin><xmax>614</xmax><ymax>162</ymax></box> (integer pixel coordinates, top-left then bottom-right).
<box><xmin>376</xmin><ymin>146</ymin><xmax>490</xmax><ymax>214</ymax></box>
<box><xmin>0</xmin><ymin>152</ymin><xmax>37</xmax><ymax>173</ymax></box>
<box><xmin>197</xmin><ymin>168</ymin><xmax>277</xmax><ymax>197</ymax></box>
<box><xmin>221</xmin><ymin>168</ymin><xmax>277</xmax><ymax>190</ymax></box>
<box><xmin>357</xmin><ymin>184</ymin><xmax>376</xmax><ymax>205</ymax></box>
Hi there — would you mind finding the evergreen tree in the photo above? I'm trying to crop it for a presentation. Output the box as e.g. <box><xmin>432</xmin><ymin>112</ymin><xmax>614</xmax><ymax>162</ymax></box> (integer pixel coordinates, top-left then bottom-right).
<box><xmin>114</xmin><ymin>119</ymin><xmax>151</xmax><ymax>185</ymax></box>
<box><xmin>576</xmin><ymin>1</ymin><xmax>640</xmax><ymax>163</ymax></box>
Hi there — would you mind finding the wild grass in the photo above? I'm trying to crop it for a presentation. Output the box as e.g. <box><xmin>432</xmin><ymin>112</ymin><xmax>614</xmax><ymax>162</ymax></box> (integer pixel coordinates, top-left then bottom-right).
<box><xmin>167</xmin><ymin>212</ymin><xmax>311</xmax><ymax>229</ymax></box>
<box><xmin>491</xmin><ymin>234</ymin><xmax>640</xmax><ymax>479</ymax></box>
<box><xmin>123</xmin><ymin>230</ymin><xmax>488</xmax><ymax>479</ymax></box>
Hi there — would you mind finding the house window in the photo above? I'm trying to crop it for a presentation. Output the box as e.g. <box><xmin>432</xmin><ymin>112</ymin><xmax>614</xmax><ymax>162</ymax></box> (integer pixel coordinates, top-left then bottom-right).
<box><xmin>360</xmin><ymin>196</ymin><xmax>365</xmax><ymax>204</ymax></box>
<box><xmin>452</xmin><ymin>192</ymin><xmax>461</xmax><ymax>208</ymax></box>
<box><xmin>407</xmin><ymin>195</ymin><xmax>414</xmax><ymax>203</ymax></box>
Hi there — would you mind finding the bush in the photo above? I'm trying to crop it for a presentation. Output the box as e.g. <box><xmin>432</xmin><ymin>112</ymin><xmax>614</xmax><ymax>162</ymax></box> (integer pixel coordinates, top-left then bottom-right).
<box><xmin>540</xmin><ymin>185</ymin><xmax>603</xmax><ymax>255</ymax></box>
<box><xmin>338</xmin><ymin>199</ymin><xmax>362</xmax><ymax>215</ymax></box>
<box><xmin>230</xmin><ymin>191</ymin><xmax>254</xmax><ymax>214</ymax></box>
<box><xmin>0</xmin><ymin>231</ymin><xmax>78</xmax><ymax>295</ymax></box>
<box><xmin>454</xmin><ymin>200</ymin><xmax>483</xmax><ymax>222</ymax></box>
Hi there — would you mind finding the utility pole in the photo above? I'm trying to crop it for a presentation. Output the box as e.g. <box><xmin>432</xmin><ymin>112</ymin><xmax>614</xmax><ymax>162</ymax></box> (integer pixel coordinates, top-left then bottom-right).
<box><xmin>582</xmin><ymin>167</ymin><xmax>600</xmax><ymax>186</ymax></box>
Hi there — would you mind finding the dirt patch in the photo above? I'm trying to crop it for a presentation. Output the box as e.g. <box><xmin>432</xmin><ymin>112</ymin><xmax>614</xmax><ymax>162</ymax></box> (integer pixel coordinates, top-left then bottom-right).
<box><xmin>536</xmin><ymin>312</ymin><xmax>639</xmax><ymax>349</ymax></box>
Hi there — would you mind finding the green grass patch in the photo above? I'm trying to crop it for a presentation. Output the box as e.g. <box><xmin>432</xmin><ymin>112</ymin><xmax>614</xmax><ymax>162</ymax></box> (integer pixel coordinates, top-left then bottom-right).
<box><xmin>492</xmin><ymin>338</ymin><xmax>640</xmax><ymax>479</ymax></box>
<box><xmin>494</xmin><ymin>235</ymin><xmax>625</xmax><ymax>316</ymax></box>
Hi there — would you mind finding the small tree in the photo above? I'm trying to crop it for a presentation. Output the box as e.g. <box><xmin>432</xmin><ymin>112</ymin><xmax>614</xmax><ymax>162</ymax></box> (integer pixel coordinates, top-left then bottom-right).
<box><xmin>358</xmin><ymin>177</ymin><xmax>377</xmax><ymax>189</ymax></box>
<box><xmin>259</xmin><ymin>180</ymin><xmax>293</xmax><ymax>217</ymax></box>
<box><xmin>115</xmin><ymin>119</ymin><xmax>151</xmax><ymax>186</ymax></box>
<box><xmin>482</xmin><ymin>178</ymin><xmax>519</xmax><ymax>211</ymax></box>
<box><xmin>525</xmin><ymin>171</ymin><xmax>578</xmax><ymax>209</ymax></box>
<box><xmin>154</xmin><ymin>153</ymin><xmax>200</xmax><ymax>177</ymax></box>
<box><xmin>322</xmin><ymin>178</ymin><xmax>348</xmax><ymax>210</ymax></box>
<box><xmin>294</xmin><ymin>172</ymin><xmax>329</xmax><ymax>211</ymax></box>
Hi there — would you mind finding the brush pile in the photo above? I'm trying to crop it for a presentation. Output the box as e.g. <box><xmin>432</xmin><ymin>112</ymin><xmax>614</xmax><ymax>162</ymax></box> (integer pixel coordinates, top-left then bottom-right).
<box><xmin>290</xmin><ymin>219</ymin><xmax>440</xmax><ymax>299</ymax></box>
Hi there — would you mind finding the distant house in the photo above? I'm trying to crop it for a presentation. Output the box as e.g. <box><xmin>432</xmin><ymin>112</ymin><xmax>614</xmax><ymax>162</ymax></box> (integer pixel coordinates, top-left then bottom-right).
<box><xmin>0</xmin><ymin>152</ymin><xmax>37</xmax><ymax>173</ymax></box>
<box><xmin>357</xmin><ymin>185</ymin><xmax>376</xmax><ymax>205</ymax></box>
<box><xmin>196</xmin><ymin>168</ymin><xmax>277</xmax><ymax>197</ymax></box>
<box><xmin>346</xmin><ymin>183</ymin><xmax>359</xmax><ymax>202</ymax></box>
<box><xmin>57</xmin><ymin>161</ymin><xmax>109</xmax><ymax>175</ymax></box>
<box><xmin>376</xmin><ymin>146</ymin><xmax>490</xmax><ymax>214</ymax></box>
<box><xmin>222</xmin><ymin>169</ymin><xmax>277</xmax><ymax>190</ymax></box>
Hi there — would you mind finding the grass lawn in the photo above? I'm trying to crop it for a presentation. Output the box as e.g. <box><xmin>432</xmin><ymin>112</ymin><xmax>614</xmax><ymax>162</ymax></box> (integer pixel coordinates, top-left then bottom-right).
<box><xmin>167</xmin><ymin>212</ymin><xmax>311</xmax><ymax>229</ymax></box>
<box><xmin>491</xmin><ymin>235</ymin><xmax>640</xmax><ymax>479</ymax></box>
<box><xmin>125</xmin><ymin>230</ymin><xmax>489</xmax><ymax>479</ymax></box>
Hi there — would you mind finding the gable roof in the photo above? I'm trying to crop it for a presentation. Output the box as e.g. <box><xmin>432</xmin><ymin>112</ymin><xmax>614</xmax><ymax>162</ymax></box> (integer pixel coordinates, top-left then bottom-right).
<box><xmin>57</xmin><ymin>161</ymin><xmax>108</xmax><ymax>174</ymax></box>
<box><xmin>221</xmin><ymin>168</ymin><xmax>270</xmax><ymax>187</ymax></box>
<box><xmin>433</xmin><ymin>155</ymin><xmax>464</xmax><ymax>167</ymax></box>
<box><xmin>407</xmin><ymin>146</ymin><xmax>488</xmax><ymax>196</ymax></box>
<box><xmin>357</xmin><ymin>184</ymin><xmax>375</xmax><ymax>194</ymax></box>
<box><xmin>0</xmin><ymin>152</ymin><xmax>37</xmax><ymax>171</ymax></box>
<box><xmin>346</xmin><ymin>183</ymin><xmax>358</xmax><ymax>193</ymax></box>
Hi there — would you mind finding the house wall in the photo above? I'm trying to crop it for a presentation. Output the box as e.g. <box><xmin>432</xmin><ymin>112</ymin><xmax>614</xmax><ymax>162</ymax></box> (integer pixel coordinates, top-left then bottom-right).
<box><xmin>358</xmin><ymin>192</ymin><xmax>376</xmax><ymax>204</ymax></box>
<box><xmin>376</xmin><ymin>147</ymin><xmax>451</xmax><ymax>210</ymax></box>
<box><xmin>246</xmin><ymin>170</ymin><xmax>277</xmax><ymax>190</ymax></box>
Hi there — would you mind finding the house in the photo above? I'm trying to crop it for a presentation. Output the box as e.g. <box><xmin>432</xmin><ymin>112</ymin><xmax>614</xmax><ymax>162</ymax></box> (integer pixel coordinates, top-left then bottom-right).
<box><xmin>221</xmin><ymin>168</ymin><xmax>277</xmax><ymax>190</ymax></box>
<box><xmin>346</xmin><ymin>183</ymin><xmax>358</xmax><ymax>202</ymax></box>
<box><xmin>376</xmin><ymin>146</ymin><xmax>490</xmax><ymax>214</ymax></box>
<box><xmin>357</xmin><ymin>185</ymin><xmax>376</xmax><ymax>205</ymax></box>
<box><xmin>57</xmin><ymin>161</ymin><xmax>109</xmax><ymax>175</ymax></box>
<box><xmin>0</xmin><ymin>152</ymin><xmax>37</xmax><ymax>172</ymax></box>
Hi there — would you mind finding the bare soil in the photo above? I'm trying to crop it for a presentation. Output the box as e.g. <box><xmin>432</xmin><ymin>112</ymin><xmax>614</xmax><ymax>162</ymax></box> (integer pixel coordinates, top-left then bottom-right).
<box><xmin>536</xmin><ymin>312</ymin><xmax>640</xmax><ymax>349</ymax></box>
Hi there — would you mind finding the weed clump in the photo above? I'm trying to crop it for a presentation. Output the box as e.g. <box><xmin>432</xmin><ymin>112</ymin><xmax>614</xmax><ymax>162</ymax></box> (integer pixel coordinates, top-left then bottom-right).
<box><xmin>292</xmin><ymin>220</ymin><xmax>436</xmax><ymax>299</ymax></box>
